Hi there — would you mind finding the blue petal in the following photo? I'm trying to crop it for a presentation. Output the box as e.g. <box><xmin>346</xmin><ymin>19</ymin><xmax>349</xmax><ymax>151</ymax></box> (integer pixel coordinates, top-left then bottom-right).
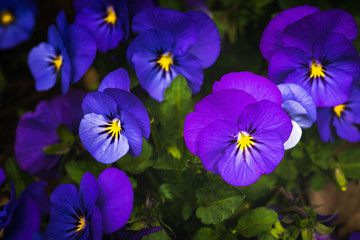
<box><xmin>333</xmin><ymin>114</ymin><xmax>360</xmax><ymax>142</ymax></box>
<box><xmin>60</xmin><ymin>47</ymin><xmax>71</xmax><ymax>94</ymax></box>
<box><xmin>0</xmin><ymin>167</ymin><xmax>5</xmax><ymax>185</ymax></box>
<box><xmin>79</xmin><ymin>172</ymin><xmax>99</xmax><ymax>215</ymax></box>
<box><xmin>28</xmin><ymin>43</ymin><xmax>59</xmax><ymax>91</ymax></box>
<box><xmin>317</xmin><ymin>107</ymin><xmax>334</xmax><ymax>142</ymax></box>
<box><xmin>79</xmin><ymin>113</ymin><xmax>129</xmax><ymax>164</ymax></box>
<box><xmin>120</xmin><ymin>111</ymin><xmax>143</xmax><ymax>157</ymax></box>
<box><xmin>55</xmin><ymin>11</ymin><xmax>69</xmax><ymax>39</ymax></box>
<box><xmin>104</xmin><ymin>88</ymin><xmax>150</xmax><ymax>139</ymax></box>
<box><xmin>82</xmin><ymin>91</ymin><xmax>118</xmax><ymax>116</ymax></box>
<box><xmin>24</xmin><ymin>181</ymin><xmax>49</xmax><ymax>215</ymax></box>
<box><xmin>47</xmin><ymin>25</ymin><xmax>64</xmax><ymax>51</ymax></box>
<box><xmin>98</xmin><ymin>68</ymin><xmax>131</xmax><ymax>92</ymax></box>
<box><xmin>185</xmin><ymin>11</ymin><xmax>220</xmax><ymax>68</ymax></box>
<box><xmin>283</xmin><ymin>120</ymin><xmax>302</xmax><ymax>150</ymax></box>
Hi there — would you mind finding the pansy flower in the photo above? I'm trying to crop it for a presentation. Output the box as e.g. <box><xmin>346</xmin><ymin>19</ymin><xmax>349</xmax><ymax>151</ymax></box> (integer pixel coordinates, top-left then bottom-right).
<box><xmin>79</xmin><ymin>68</ymin><xmax>150</xmax><ymax>164</ymax></box>
<box><xmin>28</xmin><ymin>11</ymin><xmax>96</xmax><ymax>94</ymax></box>
<box><xmin>73</xmin><ymin>0</ymin><xmax>129</xmax><ymax>52</ymax></box>
<box><xmin>262</xmin><ymin>8</ymin><xmax>360</xmax><ymax>107</ymax></box>
<box><xmin>184</xmin><ymin>72</ymin><xmax>292</xmax><ymax>186</ymax></box>
<box><xmin>15</xmin><ymin>90</ymin><xmax>86</xmax><ymax>178</ymax></box>
<box><xmin>317</xmin><ymin>86</ymin><xmax>360</xmax><ymax>142</ymax></box>
<box><xmin>278</xmin><ymin>83</ymin><xmax>317</xmax><ymax>149</ymax></box>
<box><xmin>0</xmin><ymin>0</ymin><xmax>37</xmax><ymax>50</ymax></box>
<box><xmin>127</xmin><ymin>7</ymin><xmax>220</xmax><ymax>101</ymax></box>
<box><xmin>0</xmin><ymin>181</ymin><xmax>49</xmax><ymax>240</ymax></box>
<box><xmin>45</xmin><ymin>168</ymin><xmax>133</xmax><ymax>239</ymax></box>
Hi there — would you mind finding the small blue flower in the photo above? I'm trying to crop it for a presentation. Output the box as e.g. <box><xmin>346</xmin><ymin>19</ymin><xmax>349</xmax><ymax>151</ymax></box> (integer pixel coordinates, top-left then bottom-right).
<box><xmin>45</xmin><ymin>168</ymin><xmax>133</xmax><ymax>239</ymax></box>
<box><xmin>79</xmin><ymin>68</ymin><xmax>150</xmax><ymax>164</ymax></box>
<box><xmin>0</xmin><ymin>0</ymin><xmax>37</xmax><ymax>50</ymax></box>
<box><xmin>28</xmin><ymin>11</ymin><xmax>97</xmax><ymax>94</ymax></box>
<box><xmin>127</xmin><ymin>7</ymin><xmax>220</xmax><ymax>101</ymax></box>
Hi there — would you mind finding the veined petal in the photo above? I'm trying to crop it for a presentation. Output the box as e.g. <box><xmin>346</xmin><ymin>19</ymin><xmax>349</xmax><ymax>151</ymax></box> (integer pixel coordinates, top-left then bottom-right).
<box><xmin>333</xmin><ymin>113</ymin><xmax>360</xmax><ymax>142</ymax></box>
<box><xmin>96</xmin><ymin>168</ymin><xmax>133</xmax><ymax>234</ymax></box>
<box><xmin>317</xmin><ymin>107</ymin><xmax>334</xmax><ymax>142</ymax></box>
<box><xmin>98</xmin><ymin>68</ymin><xmax>131</xmax><ymax>92</ymax></box>
<box><xmin>120</xmin><ymin>111</ymin><xmax>143</xmax><ymax>157</ymax></box>
<box><xmin>79</xmin><ymin>172</ymin><xmax>99</xmax><ymax>215</ymax></box>
<box><xmin>79</xmin><ymin>113</ymin><xmax>129</xmax><ymax>164</ymax></box>
<box><xmin>82</xmin><ymin>91</ymin><xmax>118</xmax><ymax>117</ymax></box>
<box><xmin>213</xmin><ymin>72</ymin><xmax>283</xmax><ymax>104</ymax></box>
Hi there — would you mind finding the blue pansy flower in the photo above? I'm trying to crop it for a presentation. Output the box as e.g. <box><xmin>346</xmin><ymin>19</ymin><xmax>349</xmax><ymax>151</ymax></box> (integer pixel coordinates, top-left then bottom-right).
<box><xmin>79</xmin><ymin>68</ymin><xmax>150</xmax><ymax>164</ymax></box>
<box><xmin>278</xmin><ymin>83</ymin><xmax>317</xmax><ymax>149</ymax></box>
<box><xmin>127</xmin><ymin>7</ymin><xmax>220</xmax><ymax>101</ymax></box>
<box><xmin>28</xmin><ymin>11</ymin><xmax>97</xmax><ymax>94</ymax></box>
<box><xmin>45</xmin><ymin>168</ymin><xmax>133</xmax><ymax>239</ymax></box>
<box><xmin>0</xmin><ymin>0</ymin><xmax>37</xmax><ymax>50</ymax></box>
<box><xmin>73</xmin><ymin>0</ymin><xmax>129</xmax><ymax>52</ymax></box>
<box><xmin>15</xmin><ymin>90</ymin><xmax>86</xmax><ymax>179</ymax></box>
<box><xmin>0</xmin><ymin>181</ymin><xmax>49</xmax><ymax>240</ymax></box>
<box><xmin>184</xmin><ymin>72</ymin><xmax>292</xmax><ymax>186</ymax></box>
<box><xmin>317</xmin><ymin>86</ymin><xmax>360</xmax><ymax>142</ymax></box>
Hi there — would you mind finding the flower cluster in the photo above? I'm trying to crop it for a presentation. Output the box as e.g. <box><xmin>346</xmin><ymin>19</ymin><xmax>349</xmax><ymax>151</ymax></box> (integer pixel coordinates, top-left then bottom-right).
<box><xmin>184</xmin><ymin>72</ymin><xmax>292</xmax><ymax>186</ymax></box>
<box><xmin>127</xmin><ymin>7</ymin><xmax>220</xmax><ymax>101</ymax></box>
<box><xmin>261</xmin><ymin>5</ymin><xmax>360</xmax><ymax>142</ymax></box>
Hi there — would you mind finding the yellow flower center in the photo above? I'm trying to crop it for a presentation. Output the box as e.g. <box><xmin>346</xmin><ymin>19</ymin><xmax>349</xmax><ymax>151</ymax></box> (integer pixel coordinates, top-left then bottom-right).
<box><xmin>1</xmin><ymin>10</ymin><xmax>14</xmax><ymax>26</ymax></box>
<box><xmin>333</xmin><ymin>104</ymin><xmax>346</xmax><ymax>117</ymax></box>
<box><xmin>104</xmin><ymin>6</ymin><xmax>117</xmax><ymax>25</ymax></box>
<box><xmin>106</xmin><ymin>118</ymin><xmax>122</xmax><ymax>139</ymax></box>
<box><xmin>237</xmin><ymin>132</ymin><xmax>254</xmax><ymax>151</ymax></box>
<box><xmin>310</xmin><ymin>60</ymin><xmax>325</xmax><ymax>78</ymax></box>
<box><xmin>53</xmin><ymin>56</ymin><xmax>63</xmax><ymax>71</ymax></box>
<box><xmin>157</xmin><ymin>53</ymin><xmax>173</xmax><ymax>72</ymax></box>
<box><xmin>76</xmin><ymin>216</ymin><xmax>86</xmax><ymax>232</ymax></box>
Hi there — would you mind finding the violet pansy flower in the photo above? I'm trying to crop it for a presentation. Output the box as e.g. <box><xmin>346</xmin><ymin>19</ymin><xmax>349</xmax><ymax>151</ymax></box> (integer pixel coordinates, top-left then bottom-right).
<box><xmin>278</xmin><ymin>83</ymin><xmax>317</xmax><ymax>149</ymax></box>
<box><xmin>45</xmin><ymin>168</ymin><xmax>133</xmax><ymax>239</ymax></box>
<box><xmin>79</xmin><ymin>68</ymin><xmax>150</xmax><ymax>164</ymax></box>
<box><xmin>28</xmin><ymin>11</ymin><xmax>96</xmax><ymax>94</ymax></box>
<box><xmin>317</xmin><ymin>87</ymin><xmax>360</xmax><ymax>142</ymax></box>
<box><xmin>0</xmin><ymin>0</ymin><xmax>37</xmax><ymax>50</ymax></box>
<box><xmin>127</xmin><ymin>7</ymin><xmax>220</xmax><ymax>101</ymax></box>
<box><xmin>184</xmin><ymin>72</ymin><xmax>292</xmax><ymax>186</ymax></box>
<box><xmin>15</xmin><ymin>90</ymin><xmax>86</xmax><ymax>179</ymax></box>
<box><xmin>73</xmin><ymin>0</ymin><xmax>129</xmax><ymax>52</ymax></box>
<box><xmin>263</xmin><ymin>8</ymin><xmax>360</xmax><ymax>107</ymax></box>
<box><xmin>0</xmin><ymin>181</ymin><xmax>49</xmax><ymax>240</ymax></box>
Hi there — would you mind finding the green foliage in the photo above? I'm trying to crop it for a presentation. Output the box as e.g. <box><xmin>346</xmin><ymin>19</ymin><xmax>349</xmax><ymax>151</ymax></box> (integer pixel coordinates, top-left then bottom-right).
<box><xmin>56</xmin><ymin>124</ymin><xmax>75</xmax><ymax>144</ymax></box>
<box><xmin>65</xmin><ymin>160</ymin><xmax>107</xmax><ymax>184</ymax></box>
<box><xmin>142</xmin><ymin>229</ymin><xmax>169</xmax><ymax>240</ymax></box>
<box><xmin>337</xmin><ymin>148</ymin><xmax>360</xmax><ymax>180</ymax></box>
<box><xmin>5</xmin><ymin>158</ymin><xmax>34</xmax><ymax>197</ymax></box>
<box><xmin>195</xmin><ymin>180</ymin><xmax>245</xmax><ymax>224</ymax></box>
<box><xmin>235</xmin><ymin>207</ymin><xmax>278</xmax><ymax>238</ymax></box>
<box><xmin>42</xmin><ymin>142</ymin><xmax>71</xmax><ymax>155</ymax></box>
<box><xmin>310</xmin><ymin>173</ymin><xmax>328</xmax><ymax>191</ymax></box>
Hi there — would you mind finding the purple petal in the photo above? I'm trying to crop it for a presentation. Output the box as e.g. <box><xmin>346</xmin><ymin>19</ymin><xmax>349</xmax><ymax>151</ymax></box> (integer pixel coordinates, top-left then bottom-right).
<box><xmin>283</xmin><ymin>120</ymin><xmax>302</xmax><ymax>150</ymax></box>
<box><xmin>350</xmin><ymin>232</ymin><xmax>360</xmax><ymax>240</ymax></box>
<box><xmin>82</xmin><ymin>91</ymin><xmax>118</xmax><ymax>116</ymax></box>
<box><xmin>79</xmin><ymin>113</ymin><xmax>130</xmax><ymax>164</ymax></box>
<box><xmin>60</xmin><ymin>47</ymin><xmax>71</xmax><ymax>94</ymax></box>
<box><xmin>104</xmin><ymin>89</ymin><xmax>150</xmax><ymax>139</ymax></box>
<box><xmin>96</xmin><ymin>168</ymin><xmax>133</xmax><ymax>234</ymax></box>
<box><xmin>260</xmin><ymin>5</ymin><xmax>319</xmax><ymax>60</ymax></box>
<box><xmin>79</xmin><ymin>172</ymin><xmax>99</xmax><ymax>214</ymax></box>
<box><xmin>120</xmin><ymin>111</ymin><xmax>143</xmax><ymax>157</ymax></box>
<box><xmin>213</xmin><ymin>72</ymin><xmax>282</xmax><ymax>104</ymax></box>
<box><xmin>0</xmin><ymin>167</ymin><xmax>5</xmax><ymax>185</ymax></box>
<box><xmin>24</xmin><ymin>181</ymin><xmax>49</xmax><ymax>215</ymax></box>
<box><xmin>283</xmin><ymin>9</ymin><xmax>358</xmax><ymax>53</ymax></box>
<box><xmin>333</xmin><ymin>115</ymin><xmax>360</xmax><ymax>142</ymax></box>
<box><xmin>317</xmin><ymin>107</ymin><xmax>334</xmax><ymax>142</ymax></box>
<box><xmin>186</xmin><ymin>11</ymin><xmax>220</xmax><ymax>68</ymax></box>
<box><xmin>98</xmin><ymin>68</ymin><xmax>131</xmax><ymax>92</ymax></box>
<box><xmin>47</xmin><ymin>24</ymin><xmax>64</xmax><ymax>51</ymax></box>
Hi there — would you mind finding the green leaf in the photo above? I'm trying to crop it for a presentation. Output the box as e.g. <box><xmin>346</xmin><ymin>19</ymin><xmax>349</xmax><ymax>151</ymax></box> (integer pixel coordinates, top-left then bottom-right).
<box><xmin>160</xmin><ymin>75</ymin><xmax>194</xmax><ymax>138</ymax></box>
<box><xmin>181</xmin><ymin>202</ymin><xmax>193</xmax><ymax>221</ymax></box>
<box><xmin>193</xmin><ymin>227</ymin><xmax>218</xmax><ymax>240</ymax></box>
<box><xmin>42</xmin><ymin>142</ymin><xmax>70</xmax><ymax>155</ymax></box>
<box><xmin>259</xmin><ymin>232</ymin><xmax>276</xmax><ymax>240</ymax></box>
<box><xmin>5</xmin><ymin>158</ymin><xmax>34</xmax><ymax>197</ymax></box>
<box><xmin>301</xmin><ymin>228</ymin><xmax>313</xmax><ymax>240</ymax></box>
<box><xmin>306</xmin><ymin>140</ymin><xmax>333</xmax><ymax>170</ymax></box>
<box><xmin>158</xmin><ymin>183</ymin><xmax>180</xmax><ymax>201</ymax></box>
<box><xmin>65</xmin><ymin>160</ymin><xmax>106</xmax><ymax>184</ymax></box>
<box><xmin>116</xmin><ymin>139</ymin><xmax>154</xmax><ymax>174</ymax></box>
<box><xmin>196</xmin><ymin>181</ymin><xmax>245</xmax><ymax>224</ymax></box>
<box><xmin>275</xmin><ymin>159</ymin><xmax>297</xmax><ymax>180</ymax></box>
<box><xmin>153</xmin><ymin>152</ymin><xmax>187</xmax><ymax>171</ymax></box>
<box><xmin>141</xmin><ymin>229</ymin><xmax>169</xmax><ymax>240</ymax></box>
<box><xmin>242</xmin><ymin>174</ymin><xmax>277</xmax><ymax>201</ymax></box>
<box><xmin>337</xmin><ymin>148</ymin><xmax>360</xmax><ymax>180</ymax></box>
<box><xmin>57</xmin><ymin>124</ymin><xmax>75</xmax><ymax>144</ymax></box>
<box><xmin>236</xmin><ymin>207</ymin><xmax>278</xmax><ymax>238</ymax></box>
<box><xmin>310</xmin><ymin>173</ymin><xmax>328</xmax><ymax>191</ymax></box>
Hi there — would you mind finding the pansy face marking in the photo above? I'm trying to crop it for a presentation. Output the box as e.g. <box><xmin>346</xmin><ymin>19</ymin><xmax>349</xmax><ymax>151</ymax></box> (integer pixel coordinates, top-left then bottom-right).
<box><xmin>1</xmin><ymin>10</ymin><xmax>14</xmax><ymax>26</ymax></box>
<box><xmin>99</xmin><ymin>113</ymin><xmax>124</xmax><ymax>143</ymax></box>
<box><xmin>52</xmin><ymin>55</ymin><xmax>63</xmax><ymax>72</ymax></box>
<box><xmin>333</xmin><ymin>103</ymin><xmax>346</xmax><ymax>118</ymax></box>
<box><xmin>150</xmin><ymin>50</ymin><xmax>177</xmax><ymax>78</ymax></box>
<box><xmin>68</xmin><ymin>207</ymin><xmax>87</xmax><ymax>236</ymax></box>
<box><xmin>157</xmin><ymin>52</ymin><xmax>173</xmax><ymax>72</ymax></box>
<box><xmin>104</xmin><ymin>5</ymin><xmax>117</xmax><ymax>25</ymax></box>
<box><xmin>305</xmin><ymin>58</ymin><xmax>328</xmax><ymax>86</ymax></box>
<box><xmin>237</xmin><ymin>131</ymin><xmax>254</xmax><ymax>152</ymax></box>
<box><xmin>76</xmin><ymin>216</ymin><xmax>86</xmax><ymax>232</ymax></box>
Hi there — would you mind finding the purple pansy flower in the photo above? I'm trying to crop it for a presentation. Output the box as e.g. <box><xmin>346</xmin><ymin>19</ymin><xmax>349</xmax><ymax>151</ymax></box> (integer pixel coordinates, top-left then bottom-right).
<box><xmin>127</xmin><ymin>7</ymin><xmax>220</xmax><ymax>101</ymax></box>
<box><xmin>45</xmin><ymin>168</ymin><xmax>133</xmax><ymax>239</ymax></box>
<box><xmin>317</xmin><ymin>86</ymin><xmax>360</xmax><ymax>142</ymax></box>
<box><xmin>0</xmin><ymin>0</ymin><xmax>37</xmax><ymax>50</ymax></box>
<box><xmin>0</xmin><ymin>167</ymin><xmax>5</xmax><ymax>185</ymax></box>
<box><xmin>0</xmin><ymin>181</ymin><xmax>49</xmax><ymax>240</ymax></box>
<box><xmin>79</xmin><ymin>68</ymin><xmax>150</xmax><ymax>164</ymax></box>
<box><xmin>74</xmin><ymin>0</ymin><xmax>129</xmax><ymax>52</ymax></box>
<box><xmin>184</xmin><ymin>72</ymin><xmax>292</xmax><ymax>186</ymax></box>
<box><xmin>278</xmin><ymin>83</ymin><xmax>317</xmax><ymax>149</ymax></box>
<box><xmin>15</xmin><ymin>90</ymin><xmax>86</xmax><ymax>179</ymax></box>
<box><xmin>350</xmin><ymin>232</ymin><xmax>360</xmax><ymax>240</ymax></box>
<box><xmin>263</xmin><ymin>7</ymin><xmax>360</xmax><ymax>107</ymax></box>
<box><xmin>28</xmin><ymin>11</ymin><xmax>96</xmax><ymax>94</ymax></box>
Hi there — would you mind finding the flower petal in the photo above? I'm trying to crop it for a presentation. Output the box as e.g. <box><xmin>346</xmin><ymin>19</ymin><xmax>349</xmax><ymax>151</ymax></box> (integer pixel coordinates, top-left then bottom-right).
<box><xmin>317</xmin><ymin>107</ymin><xmax>334</xmax><ymax>142</ymax></box>
<box><xmin>98</xmin><ymin>68</ymin><xmax>131</xmax><ymax>92</ymax></box>
<box><xmin>82</xmin><ymin>91</ymin><xmax>118</xmax><ymax>116</ymax></box>
<box><xmin>283</xmin><ymin>120</ymin><xmax>302</xmax><ymax>150</ymax></box>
